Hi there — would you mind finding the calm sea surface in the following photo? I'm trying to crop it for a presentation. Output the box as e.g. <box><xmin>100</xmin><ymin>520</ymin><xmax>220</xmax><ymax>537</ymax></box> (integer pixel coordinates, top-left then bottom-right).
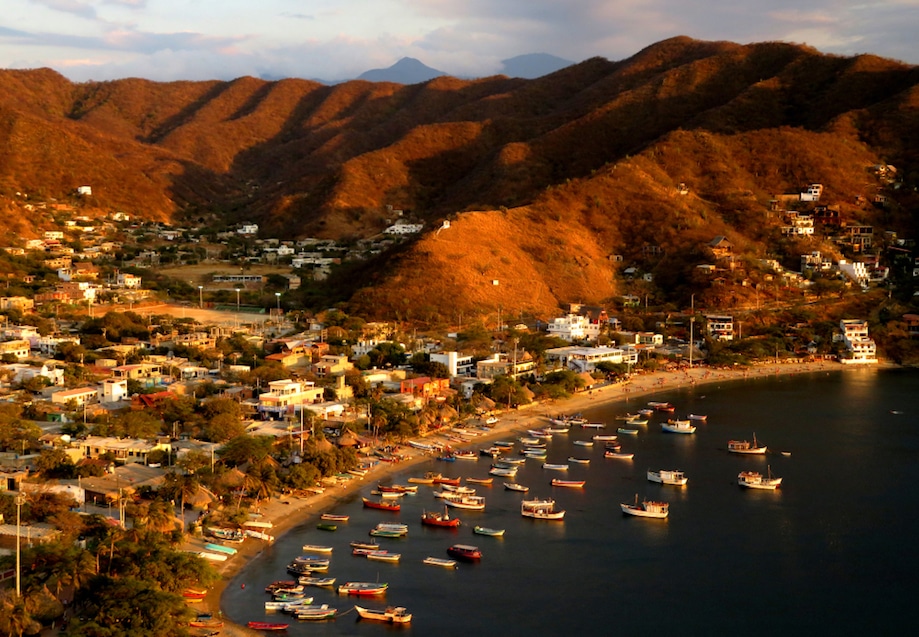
<box><xmin>223</xmin><ymin>367</ymin><xmax>919</xmax><ymax>636</ymax></box>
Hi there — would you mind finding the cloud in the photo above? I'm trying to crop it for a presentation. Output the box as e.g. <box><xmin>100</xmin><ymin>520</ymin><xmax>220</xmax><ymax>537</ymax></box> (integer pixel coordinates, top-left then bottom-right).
<box><xmin>30</xmin><ymin>0</ymin><xmax>97</xmax><ymax>19</ymax></box>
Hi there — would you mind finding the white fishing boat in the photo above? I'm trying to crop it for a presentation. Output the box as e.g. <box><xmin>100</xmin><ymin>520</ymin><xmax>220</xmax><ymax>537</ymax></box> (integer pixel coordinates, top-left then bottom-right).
<box><xmin>738</xmin><ymin>466</ymin><xmax>783</xmax><ymax>489</ymax></box>
<box><xmin>620</xmin><ymin>495</ymin><xmax>669</xmax><ymax>519</ymax></box>
<box><xmin>605</xmin><ymin>451</ymin><xmax>634</xmax><ymax>460</ymax></box>
<box><xmin>573</xmin><ymin>440</ymin><xmax>594</xmax><ymax>447</ymax></box>
<box><xmin>661</xmin><ymin>420</ymin><xmax>696</xmax><ymax>434</ymax></box>
<box><xmin>443</xmin><ymin>495</ymin><xmax>486</xmax><ymax>510</ymax></box>
<box><xmin>647</xmin><ymin>469</ymin><xmax>688</xmax><ymax>486</ymax></box>
<box><xmin>593</xmin><ymin>434</ymin><xmax>618</xmax><ymax>441</ymax></box>
<box><xmin>542</xmin><ymin>463</ymin><xmax>569</xmax><ymax>471</ymax></box>
<box><xmin>520</xmin><ymin>498</ymin><xmax>565</xmax><ymax>520</ymax></box>
<box><xmin>688</xmin><ymin>413</ymin><xmax>708</xmax><ymax>421</ymax></box>
<box><xmin>568</xmin><ymin>457</ymin><xmax>590</xmax><ymax>464</ymax></box>
<box><xmin>301</xmin><ymin>544</ymin><xmax>333</xmax><ymax>553</ymax></box>
<box><xmin>727</xmin><ymin>433</ymin><xmax>767</xmax><ymax>454</ymax></box>
<box><xmin>503</xmin><ymin>482</ymin><xmax>529</xmax><ymax>492</ymax></box>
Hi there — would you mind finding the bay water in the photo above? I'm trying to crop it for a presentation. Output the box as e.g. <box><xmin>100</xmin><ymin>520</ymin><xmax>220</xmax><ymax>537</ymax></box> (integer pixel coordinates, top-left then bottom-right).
<box><xmin>223</xmin><ymin>367</ymin><xmax>918</xmax><ymax>635</ymax></box>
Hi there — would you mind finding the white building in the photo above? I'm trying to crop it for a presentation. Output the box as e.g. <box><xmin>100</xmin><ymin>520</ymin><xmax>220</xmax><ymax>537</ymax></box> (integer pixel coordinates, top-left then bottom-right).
<box><xmin>35</xmin><ymin>335</ymin><xmax>81</xmax><ymax>356</ymax></box>
<box><xmin>430</xmin><ymin>351</ymin><xmax>475</xmax><ymax>377</ymax></box>
<box><xmin>545</xmin><ymin>345</ymin><xmax>639</xmax><ymax>373</ymax></box>
<box><xmin>238</xmin><ymin>223</ymin><xmax>259</xmax><ymax>236</ymax></box>
<box><xmin>837</xmin><ymin>319</ymin><xmax>877</xmax><ymax>364</ymax></box>
<box><xmin>51</xmin><ymin>386</ymin><xmax>99</xmax><ymax>406</ymax></box>
<box><xmin>383</xmin><ymin>223</ymin><xmax>424</xmax><ymax>235</ymax></box>
<box><xmin>546</xmin><ymin>314</ymin><xmax>602</xmax><ymax>342</ymax></box>
<box><xmin>837</xmin><ymin>260</ymin><xmax>870</xmax><ymax>289</ymax></box>
<box><xmin>257</xmin><ymin>379</ymin><xmax>324</xmax><ymax>418</ymax></box>
<box><xmin>705</xmin><ymin>315</ymin><xmax>734</xmax><ymax>341</ymax></box>
<box><xmin>101</xmin><ymin>378</ymin><xmax>129</xmax><ymax>404</ymax></box>
<box><xmin>800</xmin><ymin>183</ymin><xmax>823</xmax><ymax>202</ymax></box>
<box><xmin>115</xmin><ymin>272</ymin><xmax>142</xmax><ymax>289</ymax></box>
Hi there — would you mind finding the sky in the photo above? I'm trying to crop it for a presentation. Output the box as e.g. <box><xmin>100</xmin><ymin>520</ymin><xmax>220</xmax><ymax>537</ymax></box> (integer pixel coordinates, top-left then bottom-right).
<box><xmin>0</xmin><ymin>0</ymin><xmax>917</xmax><ymax>83</ymax></box>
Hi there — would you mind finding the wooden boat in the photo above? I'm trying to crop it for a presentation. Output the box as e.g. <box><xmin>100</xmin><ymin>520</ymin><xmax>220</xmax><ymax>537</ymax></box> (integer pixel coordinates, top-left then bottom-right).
<box><xmin>353</xmin><ymin>546</ymin><xmax>384</xmax><ymax>555</ymax></box>
<box><xmin>369</xmin><ymin>528</ymin><xmax>406</xmax><ymax>538</ymax></box>
<box><xmin>518</xmin><ymin>436</ymin><xmax>540</xmax><ymax>445</ymax></box>
<box><xmin>431</xmin><ymin>474</ymin><xmax>461</xmax><ymax>486</ymax></box>
<box><xmin>293</xmin><ymin>605</ymin><xmax>337</xmax><ymax>620</ymax></box>
<box><xmin>320</xmin><ymin>513</ymin><xmax>349</xmax><ymax>522</ymax></box>
<box><xmin>568</xmin><ymin>457</ymin><xmax>590</xmax><ymax>464</ymax></box>
<box><xmin>316</xmin><ymin>523</ymin><xmax>337</xmax><ymax>531</ymax></box>
<box><xmin>466</xmin><ymin>476</ymin><xmax>493</xmax><ymax>485</ymax></box>
<box><xmin>579</xmin><ymin>422</ymin><xmax>606</xmax><ymax>429</ymax></box>
<box><xmin>573</xmin><ymin>440</ymin><xmax>594</xmax><ymax>447</ymax></box>
<box><xmin>421</xmin><ymin>508</ymin><xmax>462</xmax><ymax>528</ymax></box>
<box><xmin>350</xmin><ymin>540</ymin><xmax>380</xmax><ymax>550</ymax></box>
<box><xmin>354</xmin><ymin>605</ymin><xmax>412</xmax><ymax>624</ymax></box>
<box><xmin>551</xmin><ymin>478</ymin><xmax>585</xmax><ymax>488</ymax></box>
<box><xmin>473</xmin><ymin>525</ymin><xmax>505</xmax><ymax>536</ymax></box>
<box><xmin>593</xmin><ymin>434</ymin><xmax>618</xmax><ymax>442</ymax></box>
<box><xmin>545</xmin><ymin>425</ymin><xmax>570</xmax><ymax>434</ymax></box>
<box><xmin>520</xmin><ymin>499</ymin><xmax>565</xmax><ymax>520</ymax></box>
<box><xmin>621</xmin><ymin>495</ymin><xmax>669</xmax><ymax>519</ymax></box>
<box><xmin>604</xmin><ymin>440</ymin><xmax>622</xmax><ymax>451</ymax></box>
<box><xmin>375</xmin><ymin>523</ymin><xmax>409</xmax><ymax>532</ymax></box>
<box><xmin>206</xmin><ymin>527</ymin><xmax>245</xmax><ymax>542</ymax></box>
<box><xmin>617</xmin><ymin>427</ymin><xmax>639</xmax><ymax>435</ymax></box>
<box><xmin>625</xmin><ymin>418</ymin><xmax>648</xmax><ymax>425</ymax></box>
<box><xmin>727</xmin><ymin>433</ymin><xmax>767</xmax><ymax>454</ymax></box>
<box><xmin>423</xmin><ymin>556</ymin><xmax>458</xmax><ymax>568</ymax></box>
<box><xmin>738</xmin><ymin>466</ymin><xmax>782</xmax><ymax>489</ymax></box>
<box><xmin>362</xmin><ymin>497</ymin><xmax>401</xmax><ymax>511</ymax></box>
<box><xmin>188</xmin><ymin>619</ymin><xmax>224</xmax><ymax>629</ymax></box>
<box><xmin>440</xmin><ymin>483</ymin><xmax>476</xmax><ymax>494</ymax></box>
<box><xmin>543</xmin><ymin>463</ymin><xmax>569</xmax><ymax>471</ymax></box>
<box><xmin>504</xmin><ymin>482</ymin><xmax>529</xmax><ymax>492</ymax></box>
<box><xmin>182</xmin><ymin>588</ymin><xmax>208</xmax><ymax>600</ymax></box>
<box><xmin>647</xmin><ymin>469</ymin><xmax>688</xmax><ymax>486</ymax></box>
<box><xmin>436</xmin><ymin>454</ymin><xmax>456</xmax><ymax>462</ymax></box>
<box><xmin>337</xmin><ymin>581</ymin><xmax>389</xmax><ymax>596</ymax></box>
<box><xmin>605</xmin><ymin>451</ymin><xmax>634</xmax><ymax>459</ymax></box>
<box><xmin>489</xmin><ymin>466</ymin><xmax>518</xmax><ymax>477</ymax></box>
<box><xmin>301</xmin><ymin>544</ymin><xmax>333</xmax><ymax>553</ymax></box>
<box><xmin>246</xmin><ymin>621</ymin><xmax>289</xmax><ymax>631</ymax></box>
<box><xmin>688</xmin><ymin>413</ymin><xmax>708</xmax><ymax>421</ymax></box>
<box><xmin>443</xmin><ymin>495</ymin><xmax>486</xmax><ymax>510</ymax></box>
<box><xmin>407</xmin><ymin>476</ymin><xmax>435</xmax><ymax>485</ymax></box>
<box><xmin>648</xmin><ymin>401</ymin><xmax>675</xmax><ymax>412</ymax></box>
<box><xmin>298</xmin><ymin>576</ymin><xmax>336</xmax><ymax>587</ymax></box>
<box><xmin>371</xmin><ymin>489</ymin><xmax>405</xmax><ymax>498</ymax></box>
<box><xmin>265</xmin><ymin>598</ymin><xmax>312</xmax><ymax>611</ymax></box>
<box><xmin>264</xmin><ymin>580</ymin><xmax>297</xmax><ymax>593</ymax></box>
<box><xmin>452</xmin><ymin>450</ymin><xmax>478</xmax><ymax>461</ymax></box>
<box><xmin>366</xmin><ymin>551</ymin><xmax>401</xmax><ymax>563</ymax></box>
<box><xmin>661</xmin><ymin>420</ymin><xmax>697</xmax><ymax>434</ymax></box>
<box><xmin>447</xmin><ymin>544</ymin><xmax>483</xmax><ymax>561</ymax></box>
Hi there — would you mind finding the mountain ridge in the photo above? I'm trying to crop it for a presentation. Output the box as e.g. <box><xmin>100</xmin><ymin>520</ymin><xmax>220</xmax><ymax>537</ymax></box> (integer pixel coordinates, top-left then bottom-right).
<box><xmin>0</xmin><ymin>36</ymin><xmax>917</xmax><ymax>321</ymax></box>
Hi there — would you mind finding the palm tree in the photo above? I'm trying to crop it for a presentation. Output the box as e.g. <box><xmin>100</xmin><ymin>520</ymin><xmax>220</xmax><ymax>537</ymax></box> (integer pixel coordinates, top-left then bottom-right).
<box><xmin>0</xmin><ymin>589</ymin><xmax>40</xmax><ymax>637</ymax></box>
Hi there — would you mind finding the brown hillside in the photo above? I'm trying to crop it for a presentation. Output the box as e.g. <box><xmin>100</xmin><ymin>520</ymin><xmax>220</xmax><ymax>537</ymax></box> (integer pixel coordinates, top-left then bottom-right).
<box><xmin>0</xmin><ymin>37</ymin><xmax>918</xmax><ymax>321</ymax></box>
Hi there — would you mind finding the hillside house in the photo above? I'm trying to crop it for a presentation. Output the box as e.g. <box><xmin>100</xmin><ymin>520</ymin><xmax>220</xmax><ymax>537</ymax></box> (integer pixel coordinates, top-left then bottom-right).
<box><xmin>800</xmin><ymin>183</ymin><xmax>823</xmax><ymax>202</ymax></box>
<box><xmin>312</xmin><ymin>354</ymin><xmax>354</xmax><ymax>378</ymax></box>
<box><xmin>547</xmin><ymin>314</ymin><xmax>602</xmax><ymax>342</ymax></box>
<box><xmin>51</xmin><ymin>386</ymin><xmax>99</xmax><ymax>406</ymax></box>
<box><xmin>0</xmin><ymin>339</ymin><xmax>30</xmax><ymax>360</ymax></box>
<box><xmin>399</xmin><ymin>376</ymin><xmax>450</xmax><ymax>398</ymax></box>
<box><xmin>837</xmin><ymin>260</ymin><xmax>870</xmax><ymax>289</ymax></box>
<box><xmin>708</xmin><ymin>236</ymin><xmax>734</xmax><ymax>259</ymax></box>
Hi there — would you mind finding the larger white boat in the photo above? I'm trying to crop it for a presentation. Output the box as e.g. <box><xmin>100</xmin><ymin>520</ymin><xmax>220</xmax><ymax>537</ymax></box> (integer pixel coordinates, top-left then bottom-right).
<box><xmin>443</xmin><ymin>495</ymin><xmax>486</xmax><ymax>510</ymax></box>
<box><xmin>738</xmin><ymin>467</ymin><xmax>782</xmax><ymax>489</ymax></box>
<box><xmin>520</xmin><ymin>498</ymin><xmax>565</xmax><ymax>520</ymax></box>
<box><xmin>620</xmin><ymin>496</ymin><xmax>669</xmax><ymax>519</ymax></box>
<box><xmin>727</xmin><ymin>433</ymin><xmax>767</xmax><ymax>454</ymax></box>
<box><xmin>647</xmin><ymin>469</ymin><xmax>688</xmax><ymax>486</ymax></box>
<box><xmin>661</xmin><ymin>420</ymin><xmax>696</xmax><ymax>434</ymax></box>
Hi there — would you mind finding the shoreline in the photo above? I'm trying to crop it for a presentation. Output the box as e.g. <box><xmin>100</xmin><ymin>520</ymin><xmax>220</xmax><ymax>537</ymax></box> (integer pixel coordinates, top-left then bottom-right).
<box><xmin>194</xmin><ymin>359</ymin><xmax>888</xmax><ymax>633</ymax></box>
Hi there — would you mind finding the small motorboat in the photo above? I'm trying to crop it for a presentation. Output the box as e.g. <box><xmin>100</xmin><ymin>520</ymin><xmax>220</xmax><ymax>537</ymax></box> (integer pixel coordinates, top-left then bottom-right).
<box><xmin>354</xmin><ymin>605</ymin><xmax>412</xmax><ymax>623</ymax></box>
<box><xmin>423</xmin><ymin>556</ymin><xmax>458</xmax><ymax>568</ymax></box>
<box><xmin>473</xmin><ymin>525</ymin><xmax>506</xmax><ymax>536</ymax></box>
<box><xmin>447</xmin><ymin>544</ymin><xmax>483</xmax><ymax>561</ymax></box>
<box><xmin>504</xmin><ymin>482</ymin><xmax>529</xmax><ymax>492</ymax></box>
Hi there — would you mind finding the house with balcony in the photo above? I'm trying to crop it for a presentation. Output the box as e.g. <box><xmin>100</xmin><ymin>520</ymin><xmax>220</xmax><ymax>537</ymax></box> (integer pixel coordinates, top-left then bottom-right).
<box><xmin>705</xmin><ymin>315</ymin><xmax>735</xmax><ymax>341</ymax></box>
<box><xmin>257</xmin><ymin>379</ymin><xmax>324</xmax><ymax>418</ymax></box>
<box><xmin>476</xmin><ymin>352</ymin><xmax>537</xmax><ymax>380</ymax></box>
<box><xmin>544</xmin><ymin>345</ymin><xmax>639</xmax><ymax>373</ymax></box>
<box><xmin>312</xmin><ymin>354</ymin><xmax>354</xmax><ymax>378</ymax></box>
<box><xmin>430</xmin><ymin>351</ymin><xmax>475</xmax><ymax>377</ymax></box>
<box><xmin>546</xmin><ymin>314</ymin><xmax>602</xmax><ymax>342</ymax></box>
<box><xmin>75</xmin><ymin>436</ymin><xmax>171</xmax><ymax>465</ymax></box>
<box><xmin>837</xmin><ymin>319</ymin><xmax>878</xmax><ymax>364</ymax></box>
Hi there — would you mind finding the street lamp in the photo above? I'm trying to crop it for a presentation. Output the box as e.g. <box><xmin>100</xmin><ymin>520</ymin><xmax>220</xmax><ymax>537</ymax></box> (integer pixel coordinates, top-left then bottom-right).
<box><xmin>235</xmin><ymin>287</ymin><xmax>241</xmax><ymax>313</ymax></box>
<box><xmin>275</xmin><ymin>292</ymin><xmax>281</xmax><ymax>317</ymax></box>
<box><xmin>198</xmin><ymin>285</ymin><xmax>203</xmax><ymax>308</ymax></box>
<box><xmin>15</xmin><ymin>492</ymin><xmax>25</xmax><ymax>597</ymax></box>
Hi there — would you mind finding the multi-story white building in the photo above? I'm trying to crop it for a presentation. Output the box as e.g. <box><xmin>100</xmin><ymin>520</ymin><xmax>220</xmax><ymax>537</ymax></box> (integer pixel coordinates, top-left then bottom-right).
<box><xmin>430</xmin><ymin>351</ymin><xmax>475</xmax><ymax>377</ymax></box>
<box><xmin>837</xmin><ymin>319</ymin><xmax>877</xmax><ymax>364</ymax></box>
<box><xmin>837</xmin><ymin>260</ymin><xmax>870</xmax><ymax>289</ymax></box>
<box><xmin>705</xmin><ymin>315</ymin><xmax>734</xmax><ymax>341</ymax></box>
<box><xmin>546</xmin><ymin>314</ymin><xmax>602</xmax><ymax>342</ymax></box>
<box><xmin>258</xmin><ymin>379</ymin><xmax>324</xmax><ymax>418</ymax></box>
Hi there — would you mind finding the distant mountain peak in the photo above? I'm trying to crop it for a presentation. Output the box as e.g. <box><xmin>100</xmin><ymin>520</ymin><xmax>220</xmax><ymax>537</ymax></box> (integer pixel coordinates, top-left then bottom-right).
<box><xmin>499</xmin><ymin>53</ymin><xmax>575</xmax><ymax>78</ymax></box>
<box><xmin>357</xmin><ymin>57</ymin><xmax>446</xmax><ymax>84</ymax></box>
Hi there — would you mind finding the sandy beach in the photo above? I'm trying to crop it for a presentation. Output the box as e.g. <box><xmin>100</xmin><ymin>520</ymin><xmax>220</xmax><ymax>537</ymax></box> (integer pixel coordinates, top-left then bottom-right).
<box><xmin>190</xmin><ymin>358</ymin><xmax>877</xmax><ymax>634</ymax></box>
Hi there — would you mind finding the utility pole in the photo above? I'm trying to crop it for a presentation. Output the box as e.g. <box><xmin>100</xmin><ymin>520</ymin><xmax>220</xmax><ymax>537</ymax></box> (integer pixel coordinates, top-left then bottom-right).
<box><xmin>689</xmin><ymin>317</ymin><xmax>694</xmax><ymax>369</ymax></box>
<box><xmin>15</xmin><ymin>493</ymin><xmax>25</xmax><ymax>597</ymax></box>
